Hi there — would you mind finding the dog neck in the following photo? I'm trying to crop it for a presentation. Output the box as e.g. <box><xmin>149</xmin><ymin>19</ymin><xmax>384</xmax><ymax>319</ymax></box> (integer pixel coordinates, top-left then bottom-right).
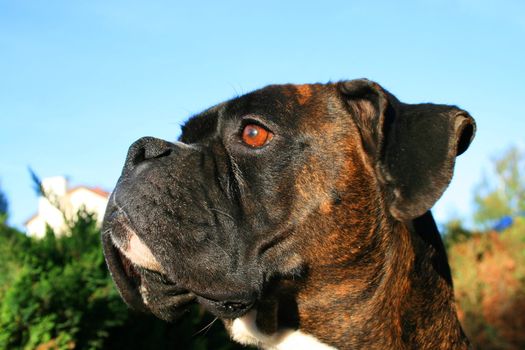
<box><xmin>290</xmin><ymin>211</ymin><xmax>469</xmax><ymax>349</ymax></box>
<box><xmin>231</xmin><ymin>211</ymin><xmax>470</xmax><ymax>350</ymax></box>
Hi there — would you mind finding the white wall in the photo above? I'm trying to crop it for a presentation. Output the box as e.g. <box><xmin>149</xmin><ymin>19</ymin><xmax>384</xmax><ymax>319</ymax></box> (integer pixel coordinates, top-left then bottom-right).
<box><xmin>26</xmin><ymin>177</ymin><xmax>109</xmax><ymax>238</ymax></box>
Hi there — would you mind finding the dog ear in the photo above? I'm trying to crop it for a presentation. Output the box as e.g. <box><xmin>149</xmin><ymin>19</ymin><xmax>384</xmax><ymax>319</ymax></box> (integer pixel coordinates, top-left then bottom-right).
<box><xmin>339</xmin><ymin>79</ymin><xmax>476</xmax><ymax>221</ymax></box>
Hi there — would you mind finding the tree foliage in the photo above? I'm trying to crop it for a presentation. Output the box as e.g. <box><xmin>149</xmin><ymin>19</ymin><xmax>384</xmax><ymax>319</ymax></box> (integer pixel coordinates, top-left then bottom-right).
<box><xmin>0</xmin><ymin>183</ymin><xmax>8</xmax><ymax>219</ymax></box>
<box><xmin>474</xmin><ymin>147</ymin><xmax>525</xmax><ymax>228</ymax></box>
<box><xmin>449</xmin><ymin>220</ymin><xmax>525</xmax><ymax>349</ymax></box>
<box><xmin>442</xmin><ymin>219</ymin><xmax>472</xmax><ymax>250</ymax></box>
<box><xmin>445</xmin><ymin>146</ymin><xmax>525</xmax><ymax>349</ymax></box>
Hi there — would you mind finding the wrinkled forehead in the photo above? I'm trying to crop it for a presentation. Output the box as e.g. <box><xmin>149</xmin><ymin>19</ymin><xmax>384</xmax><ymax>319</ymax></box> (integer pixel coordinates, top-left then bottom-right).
<box><xmin>180</xmin><ymin>83</ymin><xmax>336</xmax><ymax>143</ymax></box>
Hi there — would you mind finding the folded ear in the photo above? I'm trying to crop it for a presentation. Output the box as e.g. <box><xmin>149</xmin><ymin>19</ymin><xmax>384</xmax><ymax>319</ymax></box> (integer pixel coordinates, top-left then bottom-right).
<box><xmin>339</xmin><ymin>79</ymin><xmax>476</xmax><ymax>221</ymax></box>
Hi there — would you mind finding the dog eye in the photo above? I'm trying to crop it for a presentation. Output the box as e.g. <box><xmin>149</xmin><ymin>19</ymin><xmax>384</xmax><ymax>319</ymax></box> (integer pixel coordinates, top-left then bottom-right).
<box><xmin>241</xmin><ymin>124</ymin><xmax>274</xmax><ymax>148</ymax></box>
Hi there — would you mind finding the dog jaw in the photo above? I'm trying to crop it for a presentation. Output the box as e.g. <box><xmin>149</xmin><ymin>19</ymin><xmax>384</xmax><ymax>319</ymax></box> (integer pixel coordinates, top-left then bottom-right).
<box><xmin>230</xmin><ymin>311</ymin><xmax>336</xmax><ymax>350</ymax></box>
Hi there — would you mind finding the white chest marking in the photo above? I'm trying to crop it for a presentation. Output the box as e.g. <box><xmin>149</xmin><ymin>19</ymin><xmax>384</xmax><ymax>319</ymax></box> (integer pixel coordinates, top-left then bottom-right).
<box><xmin>231</xmin><ymin>311</ymin><xmax>337</xmax><ymax>350</ymax></box>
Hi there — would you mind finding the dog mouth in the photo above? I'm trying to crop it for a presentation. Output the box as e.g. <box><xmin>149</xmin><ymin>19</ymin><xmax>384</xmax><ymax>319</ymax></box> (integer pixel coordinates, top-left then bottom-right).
<box><xmin>102</xmin><ymin>209</ymin><xmax>258</xmax><ymax>320</ymax></box>
<box><xmin>104</xmin><ymin>232</ymin><xmax>257</xmax><ymax>319</ymax></box>
<box><xmin>102</xmin><ymin>224</ymin><xmax>197</xmax><ymax>321</ymax></box>
<box><xmin>195</xmin><ymin>294</ymin><xmax>256</xmax><ymax>319</ymax></box>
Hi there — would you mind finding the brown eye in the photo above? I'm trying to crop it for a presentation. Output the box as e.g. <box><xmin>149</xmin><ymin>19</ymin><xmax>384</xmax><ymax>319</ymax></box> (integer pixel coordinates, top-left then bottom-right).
<box><xmin>241</xmin><ymin>124</ymin><xmax>274</xmax><ymax>148</ymax></box>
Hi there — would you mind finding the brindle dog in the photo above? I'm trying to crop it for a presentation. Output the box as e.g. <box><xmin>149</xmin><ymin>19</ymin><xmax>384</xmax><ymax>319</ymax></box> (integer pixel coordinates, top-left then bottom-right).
<box><xmin>102</xmin><ymin>79</ymin><xmax>475</xmax><ymax>349</ymax></box>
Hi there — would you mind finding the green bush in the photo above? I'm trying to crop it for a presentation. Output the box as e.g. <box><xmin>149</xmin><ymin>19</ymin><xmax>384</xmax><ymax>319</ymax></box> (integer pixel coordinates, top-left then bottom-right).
<box><xmin>0</xmin><ymin>210</ymin><xmax>246</xmax><ymax>350</ymax></box>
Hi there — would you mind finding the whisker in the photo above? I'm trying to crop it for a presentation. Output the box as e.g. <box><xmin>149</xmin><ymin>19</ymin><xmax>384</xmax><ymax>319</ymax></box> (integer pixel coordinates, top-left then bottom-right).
<box><xmin>229</xmin><ymin>154</ymin><xmax>247</xmax><ymax>195</ymax></box>
<box><xmin>193</xmin><ymin>316</ymin><xmax>219</xmax><ymax>337</ymax></box>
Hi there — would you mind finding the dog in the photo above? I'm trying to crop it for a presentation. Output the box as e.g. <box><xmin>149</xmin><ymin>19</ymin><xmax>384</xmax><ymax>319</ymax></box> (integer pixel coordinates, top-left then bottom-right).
<box><xmin>102</xmin><ymin>79</ymin><xmax>475</xmax><ymax>349</ymax></box>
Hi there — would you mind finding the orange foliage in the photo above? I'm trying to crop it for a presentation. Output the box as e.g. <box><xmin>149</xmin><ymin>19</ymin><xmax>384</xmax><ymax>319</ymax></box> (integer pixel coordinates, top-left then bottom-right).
<box><xmin>449</xmin><ymin>220</ymin><xmax>525</xmax><ymax>349</ymax></box>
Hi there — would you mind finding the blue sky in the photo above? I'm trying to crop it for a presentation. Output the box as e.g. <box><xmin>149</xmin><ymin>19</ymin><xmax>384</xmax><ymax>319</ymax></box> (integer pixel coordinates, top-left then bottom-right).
<box><xmin>1</xmin><ymin>0</ymin><xmax>524</xmax><ymax>230</ymax></box>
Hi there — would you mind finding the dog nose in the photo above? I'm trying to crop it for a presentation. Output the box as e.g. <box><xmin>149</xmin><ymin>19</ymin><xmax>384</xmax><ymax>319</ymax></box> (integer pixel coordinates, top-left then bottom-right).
<box><xmin>124</xmin><ymin>137</ymin><xmax>175</xmax><ymax>171</ymax></box>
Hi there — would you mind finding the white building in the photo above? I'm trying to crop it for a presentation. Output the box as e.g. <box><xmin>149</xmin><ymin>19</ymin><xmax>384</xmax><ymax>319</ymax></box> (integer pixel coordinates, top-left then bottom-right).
<box><xmin>25</xmin><ymin>176</ymin><xmax>110</xmax><ymax>238</ymax></box>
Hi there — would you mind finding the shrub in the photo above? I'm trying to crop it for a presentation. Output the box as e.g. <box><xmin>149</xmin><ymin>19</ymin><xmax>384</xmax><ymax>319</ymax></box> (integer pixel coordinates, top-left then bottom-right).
<box><xmin>449</xmin><ymin>218</ymin><xmax>525</xmax><ymax>349</ymax></box>
<box><xmin>0</xmin><ymin>210</ymin><xmax>247</xmax><ymax>349</ymax></box>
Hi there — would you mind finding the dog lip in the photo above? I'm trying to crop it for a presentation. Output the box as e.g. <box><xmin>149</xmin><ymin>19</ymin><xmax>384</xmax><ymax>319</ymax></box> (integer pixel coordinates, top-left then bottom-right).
<box><xmin>104</xmin><ymin>208</ymin><xmax>164</xmax><ymax>273</ymax></box>
<box><xmin>102</xmin><ymin>229</ymin><xmax>196</xmax><ymax>320</ymax></box>
<box><xmin>196</xmin><ymin>294</ymin><xmax>256</xmax><ymax>319</ymax></box>
<box><xmin>101</xmin><ymin>230</ymin><xmax>149</xmax><ymax>312</ymax></box>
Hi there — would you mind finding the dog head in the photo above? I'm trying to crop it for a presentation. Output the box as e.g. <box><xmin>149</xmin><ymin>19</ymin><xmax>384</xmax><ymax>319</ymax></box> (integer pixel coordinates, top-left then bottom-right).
<box><xmin>102</xmin><ymin>79</ymin><xmax>475</xmax><ymax>340</ymax></box>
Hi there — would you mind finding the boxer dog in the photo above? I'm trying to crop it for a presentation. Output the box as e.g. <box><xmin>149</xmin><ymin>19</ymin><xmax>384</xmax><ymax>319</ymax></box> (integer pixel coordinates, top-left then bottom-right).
<box><xmin>102</xmin><ymin>79</ymin><xmax>475</xmax><ymax>349</ymax></box>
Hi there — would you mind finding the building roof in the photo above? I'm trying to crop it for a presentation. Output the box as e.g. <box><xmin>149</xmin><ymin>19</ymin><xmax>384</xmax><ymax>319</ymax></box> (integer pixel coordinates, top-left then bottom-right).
<box><xmin>68</xmin><ymin>186</ymin><xmax>110</xmax><ymax>198</ymax></box>
<box><xmin>25</xmin><ymin>214</ymin><xmax>38</xmax><ymax>226</ymax></box>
